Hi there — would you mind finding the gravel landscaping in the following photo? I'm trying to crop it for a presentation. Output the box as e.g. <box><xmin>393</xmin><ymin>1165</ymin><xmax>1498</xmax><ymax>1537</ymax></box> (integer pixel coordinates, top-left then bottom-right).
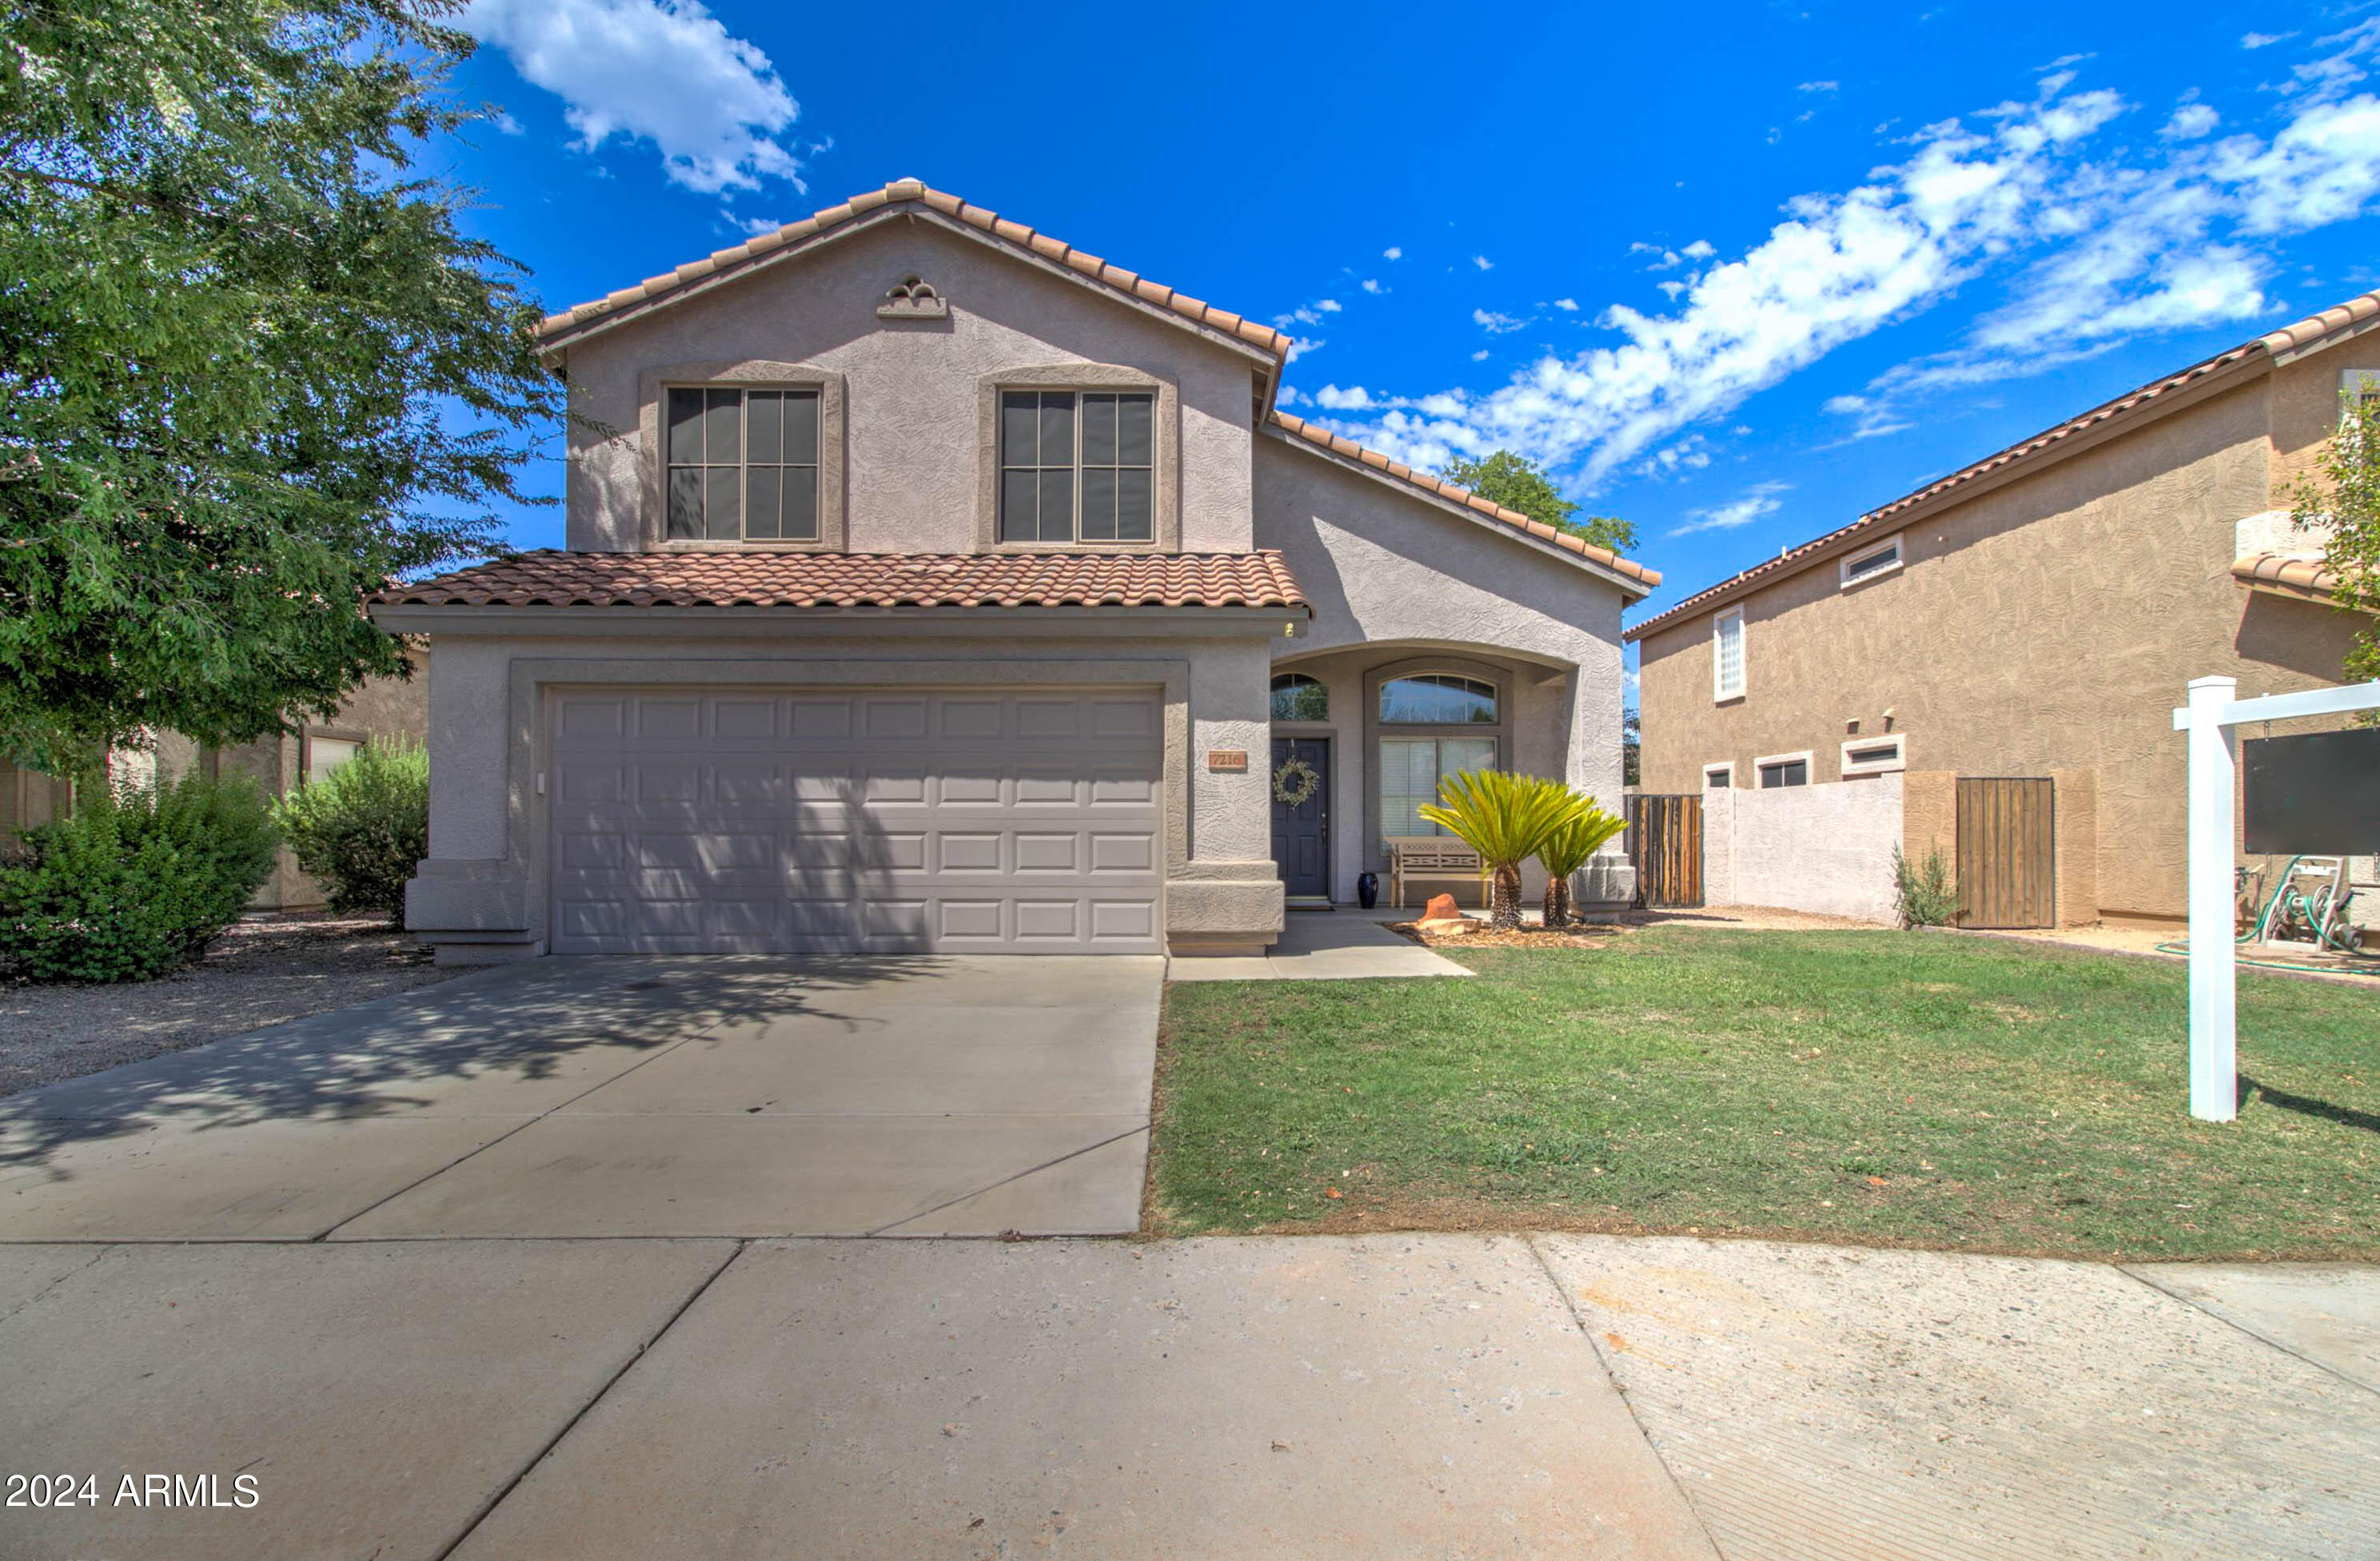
<box><xmin>0</xmin><ymin>915</ymin><xmax>462</xmax><ymax>1097</ymax></box>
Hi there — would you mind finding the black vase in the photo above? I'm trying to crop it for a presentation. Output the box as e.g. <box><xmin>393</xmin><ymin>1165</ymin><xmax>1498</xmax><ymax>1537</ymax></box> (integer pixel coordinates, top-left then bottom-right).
<box><xmin>1357</xmin><ymin>872</ymin><xmax>1379</xmax><ymax>909</ymax></box>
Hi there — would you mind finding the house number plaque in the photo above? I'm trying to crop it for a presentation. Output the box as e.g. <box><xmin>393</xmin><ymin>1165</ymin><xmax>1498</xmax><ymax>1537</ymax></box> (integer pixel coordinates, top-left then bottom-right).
<box><xmin>1206</xmin><ymin>750</ymin><xmax>1249</xmax><ymax>772</ymax></box>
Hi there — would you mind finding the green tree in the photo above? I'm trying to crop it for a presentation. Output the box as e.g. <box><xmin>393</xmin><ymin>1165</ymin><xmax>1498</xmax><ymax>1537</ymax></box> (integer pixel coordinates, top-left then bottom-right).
<box><xmin>1417</xmin><ymin>769</ymin><xmax>1601</xmax><ymax>930</ymax></box>
<box><xmin>2289</xmin><ymin>380</ymin><xmax>2380</xmax><ymax>699</ymax></box>
<box><xmin>1439</xmin><ymin>450</ymin><xmax>1639</xmax><ymax>556</ymax></box>
<box><xmin>1533</xmin><ymin>799</ymin><xmax>1626</xmax><ymax>928</ymax></box>
<box><xmin>0</xmin><ymin>0</ymin><xmax>557</xmax><ymax>772</ymax></box>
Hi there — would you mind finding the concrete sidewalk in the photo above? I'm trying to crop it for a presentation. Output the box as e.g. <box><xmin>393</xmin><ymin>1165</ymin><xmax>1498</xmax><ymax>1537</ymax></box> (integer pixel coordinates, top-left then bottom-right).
<box><xmin>3</xmin><ymin>1233</ymin><xmax>2374</xmax><ymax>1560</ymax></box>
<box><xmin>1166</xmin><ymin>910</ymin><xmax>1470</xmax><ymax>981</ymax></box>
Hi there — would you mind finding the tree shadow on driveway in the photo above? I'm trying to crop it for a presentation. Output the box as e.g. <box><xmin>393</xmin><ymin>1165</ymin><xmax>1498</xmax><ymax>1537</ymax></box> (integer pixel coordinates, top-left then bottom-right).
<box><xmin>0</xmin><ymin>955</ymin><xmax>951</xmax><ymax>1176</ymax></box>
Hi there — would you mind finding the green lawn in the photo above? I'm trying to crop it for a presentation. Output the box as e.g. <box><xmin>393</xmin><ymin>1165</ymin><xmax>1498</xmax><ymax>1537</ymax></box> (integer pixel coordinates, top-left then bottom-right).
<box><xmin>1150</xmin><ymin>927</ymin><xmax>2380</xmax><ymax>1260</ymax></box>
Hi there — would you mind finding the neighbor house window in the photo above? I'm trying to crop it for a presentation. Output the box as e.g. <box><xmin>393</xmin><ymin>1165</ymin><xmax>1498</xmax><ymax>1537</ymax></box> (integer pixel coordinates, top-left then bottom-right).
<box><xmin>1704</xmin><ymin>763</ymin><xmax>1733</xmax><ymax>790</ymax></box>
<box><xmin>305</xmin><ymin>736</ymin><xmax>360</xmax><ymax>785</ymax></box>
<box><xmin>1756</xmin><ymin>752</ymin><xmax>1810</xmax><ymax>788</ymax></box>
<box><xmin>1712</xmin><ymin>609</ymin><xmax>1744</xmax><ymax>701</ymax></box>
<box><xmin>1379</xmin><ymin>737</ymin><xmax>1497</xmax><ymax>839</ymax></box>
<box><xmin>1840</xmin><ymin>735</ymin><xmax>1906</xmax><ymax>776</ymax></box>
<box><xmin>1270</xmin><ymin>673</ymin><xmax>1328</xmax><ymax>722</ymax></box>
<box><xmin>999</xmin><ymin>389</ymin><xmax>1155</xmax><ymax>544</ymax></box>
<box><xmin>666</xmin><ymin>387</ymin><xmax>820</xmax><ymax>541</ymax></box>
<box><xmin>1378</xmin><ymin>675</ymin><xmax>1497</xmax><ymax>724</ymax></box>
<box><xmin>1839</xmin><ymin>536</ymin><xmax>1903</xmax><ymax>587</ymax></box>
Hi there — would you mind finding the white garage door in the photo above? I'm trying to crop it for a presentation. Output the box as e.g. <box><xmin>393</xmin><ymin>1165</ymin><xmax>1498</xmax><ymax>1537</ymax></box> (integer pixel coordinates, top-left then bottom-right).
<box><xmin>548</xmin><ymin>688</ymin><xmax>1163</xmax><ymax>954</ymax></box>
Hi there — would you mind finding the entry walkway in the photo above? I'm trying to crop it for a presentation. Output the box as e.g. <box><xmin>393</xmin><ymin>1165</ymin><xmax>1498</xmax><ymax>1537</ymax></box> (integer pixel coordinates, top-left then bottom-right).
<box><xmin>1166</xmin><ymin>909</ymin><xmax>1471</xmax><ymax>981</ymax></box>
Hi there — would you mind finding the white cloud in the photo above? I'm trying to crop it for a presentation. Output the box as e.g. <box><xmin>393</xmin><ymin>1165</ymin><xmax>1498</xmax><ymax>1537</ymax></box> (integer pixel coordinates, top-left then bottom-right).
<box><xmin>458</xmin><ymin>0</ymin><xmax>803</xmax><ymax>194</ymax></box>
<box><xmin>1798</xmin><ymin>80</ymin><xmax>1840</xmax><ymax>94</ymax></box>
<box><xmin>1317</xmin><ymin>298</ymin><xmax>1342</xmax><ymax>313</ymax></box>
<box><xmin>1473</xmin><ymin>309</ymin><xmax>1529</xmax><ymax>334</ymax></box>
<box><xmin>2242</xmin><ymin>31</ymin><xmax>2295</xmax><ymax>50</ymax></box>
<box><xmin>734</xmin><ymin>213</ymin><xmax>784</xmax><ymax>237</ymax></box>
<box><xmin>1314</xmin><ymin>384</ymin><xmax>1374</xmax><ymax>410</ymax></box>
<box><xmin>2163</xmin><ymin>102</ymin><xmax>2221</xmax><ymax>139</ymax></box>
<box><xmin>1360</xmin><ymin>278</ymin><xmax>1385</xmax><ymax>294</ymax></box>
<box><xmin>1311</xmin><ymin>44</ymin><xmax>2380</xmax><ymax>483</ymax></box>
<box><xmin>1384</xmin><ymin>245</ymin><xmax>1404</xmax><ymax>260</ymax></box>
<box><xmin>1668</xmin><ymin>482</ymin><xmax>1790</xmax><ymax>537</ymax></box>
<box><xmin>1284</xmin><ymin>336</ymin><xmax>1324</xmax><ymax>363</ymax></box>
<box><xmin>1681</xmin><ymin>238</ymin><xmax>1716</xmax><ymax>259</ymax></box>
<box><xmin>1473</xmin><ymin>254</ymin><xmax>1494</xmax><ymax>270</ymax></box>
<box><xmin>1472</xmin><ymin>349</ymin><xmax>1492</xmax><ymax>360</ymax></box>
<box><xmin>492</xmin><ymin>110</ymin><xmax>525</xmax><ymax>135</ymax></box>
<box><xmin>1275</xmin><ymin>384</ymin><xmax>1301</xmax><ymax>407</ymax></box>
<box><xmin>1554</xmin><ymin>297</ymin><xmax>1580</xmax><ymax>311</ymax></box>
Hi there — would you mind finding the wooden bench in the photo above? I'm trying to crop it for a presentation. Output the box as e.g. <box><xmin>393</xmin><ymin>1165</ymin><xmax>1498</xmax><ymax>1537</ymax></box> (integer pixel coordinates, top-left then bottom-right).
<box><xmin>1385</xmin><ymin>836</ymin><xmax>1486</xmax><ymax>909</ymax></box>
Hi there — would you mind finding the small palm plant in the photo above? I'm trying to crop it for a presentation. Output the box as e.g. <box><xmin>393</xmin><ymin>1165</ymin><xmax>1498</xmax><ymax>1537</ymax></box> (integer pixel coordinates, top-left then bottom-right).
<box><xmin>1535</xmin><ymin>802</ymin><xmax>1627</xmax><ymax>928</ymax></box>
<box><xmin>1417</xmin><ymin>770</ymin><xmax>1597</xmax><ymax>930</ymax></box>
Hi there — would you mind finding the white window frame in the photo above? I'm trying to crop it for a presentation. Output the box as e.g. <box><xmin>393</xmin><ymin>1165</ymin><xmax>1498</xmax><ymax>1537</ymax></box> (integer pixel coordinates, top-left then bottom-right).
<box><xmin>1838</xmin><ymin>535</ymin><xmax>1904</xmax><ymax>589</ymax></box>
<box><xmin>1753</xmin><ymin>750</ymin><xmax>1813</xmax><ymax>789</ymax></box>
<box><xmin>1839</xmin><ymin>734</ymin><xmax>1906</xmax><ymax>776</ymax></box>
<box><xmin>1712</xmin><ymin>608</ymin><xmax>1745</xmax><ymax>702</ymax></box>
<box><xmin>1702</xmin><ymin>761</ymin><xmax>1734</xmax><ymax>790</ymax></box>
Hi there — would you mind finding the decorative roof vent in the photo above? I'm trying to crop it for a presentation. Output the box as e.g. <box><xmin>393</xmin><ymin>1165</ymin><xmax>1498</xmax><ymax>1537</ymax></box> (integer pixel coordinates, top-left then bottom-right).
<box><xmin>877</xmin><ymin>274</ymin><xmax>947</xmax><ymax>319</ymax></box>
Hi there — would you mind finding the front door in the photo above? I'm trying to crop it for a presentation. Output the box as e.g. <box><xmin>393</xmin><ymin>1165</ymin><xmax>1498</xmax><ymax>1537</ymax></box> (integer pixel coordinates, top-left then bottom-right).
<box><xmin>1269</xmin><ymin>736</ymin><xmax>1331</xmax><ymax>902</ymax></box>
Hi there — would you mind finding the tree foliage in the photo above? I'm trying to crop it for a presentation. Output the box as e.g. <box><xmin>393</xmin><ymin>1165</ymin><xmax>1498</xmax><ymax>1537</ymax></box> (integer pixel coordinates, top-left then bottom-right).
<box><xmin>1439</xmin><ymin>450</ymin><xmax>1638</xmax><ymax>556</ymax></box>
<box><xmin>1417</xmin><ymin>769</ymin><xmax>1605</xmax><ymax>931</ymax></box>
<box><xmin>2289</xmin><ymin>380</ymin><xmax>2380</xmax><ymax>694</ymax></box>
<box><xmin>1533</xmin><ymin>799</ymin><xmax>1626</xmax><ymax>928</ymax></box>
<box><xmin>0</xmin><ymin>0</ymin><xmax>558</xmax><ymax>771</ymax></box>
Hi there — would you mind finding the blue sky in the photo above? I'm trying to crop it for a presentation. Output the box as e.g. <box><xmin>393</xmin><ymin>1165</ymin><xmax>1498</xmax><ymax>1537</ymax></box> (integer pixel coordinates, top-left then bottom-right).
<box><xmin>442</xmin><ymin>0</ymin><xmax>2380</xmax><ymax>623</ymax></box>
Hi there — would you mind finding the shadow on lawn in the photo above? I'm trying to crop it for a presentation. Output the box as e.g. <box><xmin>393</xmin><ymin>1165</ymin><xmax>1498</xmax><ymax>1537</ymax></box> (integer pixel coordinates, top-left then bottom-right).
<box><xmin>0</xmin><ymin>954</ymin><xmax>948</xmax><ymax>1173</ymax></box>
<box><xmin>2240</xmin><ymin>1074</ymin><xmax>2380</xmax><ymax>1137</ymax></box>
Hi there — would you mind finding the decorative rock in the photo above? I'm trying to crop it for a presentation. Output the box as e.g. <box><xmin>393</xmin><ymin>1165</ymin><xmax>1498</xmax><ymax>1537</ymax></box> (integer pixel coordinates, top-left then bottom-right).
<box><xmin>1422</xmin><ymin>893</ymin><xmax>1461</xmax><ymax>922</ymax></box>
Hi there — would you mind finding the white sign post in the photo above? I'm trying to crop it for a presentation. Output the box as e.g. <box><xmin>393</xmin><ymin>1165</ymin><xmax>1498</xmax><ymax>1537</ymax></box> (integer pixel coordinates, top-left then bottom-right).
<box><xmin>2172</xmin><ymin>676</ymin><xmax>2380</xmax><ymax>1122</ymax></box>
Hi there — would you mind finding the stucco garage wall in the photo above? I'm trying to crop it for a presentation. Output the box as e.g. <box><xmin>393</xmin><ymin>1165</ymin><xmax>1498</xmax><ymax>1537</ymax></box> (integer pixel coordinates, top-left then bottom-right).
<box><xmin>560</xmin><ymin>219</ymin><xmax>1259</xmax><ymax>556</ymax></box>
<box><xmin>404</xmin><ymin>622</ymin><xmax>1279</xmax><ymax>956</ymax></box>
<box><xmin>1636</xmin><ymin>377</ymin><xmax>2363</xmax><ymax>921</ymax></box>
<box><xmin>1720</xmin><ymin>775</ymin><xmax>1904</xmax><ymax>925</ymax></box>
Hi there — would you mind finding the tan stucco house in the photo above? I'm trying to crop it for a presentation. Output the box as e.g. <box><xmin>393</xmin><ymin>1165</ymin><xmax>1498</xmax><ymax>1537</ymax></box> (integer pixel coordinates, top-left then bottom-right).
<box><xmin>369</xmin><ymin>181</ymin><xmax>1656</xmax><ymax>962</ymax></box>
<box><xmin>1630</xmin><ymin>290</ymin><xmax>2378</xmax><ymax>927</ymax></box>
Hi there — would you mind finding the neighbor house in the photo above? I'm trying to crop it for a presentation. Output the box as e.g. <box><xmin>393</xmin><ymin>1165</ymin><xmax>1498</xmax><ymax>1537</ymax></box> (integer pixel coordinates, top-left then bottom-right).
<box><xmin>367</xmin><ymin>181</ymin><xmax>1656</xmax><ymax>962</ymax></box>
<box><xmin>1630</xmin><ymin>290</ymin><xmax>2378</xmax><ymax>929</ymax></box>
<box><xmin>0</xmin><ymin>663</ymin><xmax>425</xmax><ymax>912</ymax></box>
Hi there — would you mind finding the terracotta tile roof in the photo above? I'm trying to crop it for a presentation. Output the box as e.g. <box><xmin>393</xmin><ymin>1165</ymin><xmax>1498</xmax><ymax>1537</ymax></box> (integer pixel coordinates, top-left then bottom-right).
<box><xmin>1265</xmin><ymin>412</ymin><xmax>1660</xmax><ymax>590</ymax></box>
<box><xmin>2232</xmin><ymin>552</ymin><xmax>2369</xmax><ymax>611</ymax></box>
<box><xmin>372</xmin><ymin>549</ymin><xmax>1310</xmax><ymax>612</ymax></box>
<box><xmin>538</xmin><ymin>179</ymin><xmax>1291</xmax><ymax>360</ymax></box>
<box><xmin>1625</xmin><ymin>286</ymin><xmax>2380</xmax><ymax>641</ymax></box>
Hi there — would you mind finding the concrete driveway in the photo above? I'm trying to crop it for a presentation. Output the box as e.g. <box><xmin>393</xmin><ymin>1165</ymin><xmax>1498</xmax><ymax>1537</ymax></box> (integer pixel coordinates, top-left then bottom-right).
<box><xmin>0</xmin><ymin>954</ymin><xmax>1163</xmax><ymax>1240</ymax></box>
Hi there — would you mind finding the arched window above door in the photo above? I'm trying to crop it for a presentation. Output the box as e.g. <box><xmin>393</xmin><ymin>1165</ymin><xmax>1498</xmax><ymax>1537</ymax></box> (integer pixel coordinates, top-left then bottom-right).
<box><xmin>1270</xmin><ymin>672</ymin><xmax>1328</xmax><ymax>722</ymax></box>
<box><xmin>1378</xmin><ymin>674</ymin><xmax>1497</xmax><ymax>725</ymax></box>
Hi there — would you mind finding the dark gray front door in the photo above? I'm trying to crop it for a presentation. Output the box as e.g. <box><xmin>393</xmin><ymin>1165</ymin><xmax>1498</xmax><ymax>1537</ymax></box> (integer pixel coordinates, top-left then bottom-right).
<box><xmin>1269</xmin><ymin>736</ymin><xmax>1330</xmax><ymax>901</ymax></box>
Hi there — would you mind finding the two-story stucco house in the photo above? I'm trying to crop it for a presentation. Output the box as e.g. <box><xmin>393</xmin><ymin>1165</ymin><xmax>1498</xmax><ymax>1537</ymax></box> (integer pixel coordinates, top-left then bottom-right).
<box><xmin>368</xmin><ymin>181</ymin><xmax>1656</xmax><ymax>962</ymax></box>
<box><xmin>1629</xmin><ymin>289</ymin><xmax>2378</xmax><ymax>929</ymax></box>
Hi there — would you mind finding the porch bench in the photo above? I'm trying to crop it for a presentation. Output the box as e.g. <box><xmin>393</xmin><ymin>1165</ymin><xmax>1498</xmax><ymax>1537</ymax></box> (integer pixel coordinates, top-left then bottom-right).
<box><xmin>1385</xmin><ymin>836</ymin><xmax>1486</xmax><ymax>910</ymax></box>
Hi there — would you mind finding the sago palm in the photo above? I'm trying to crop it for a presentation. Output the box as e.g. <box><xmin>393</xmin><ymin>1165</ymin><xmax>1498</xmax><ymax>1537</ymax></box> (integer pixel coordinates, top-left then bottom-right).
<box><xmin>1535</xmin><ymin>802</ymin><xmax>1626</xmax><ymax>928</ymax></box>
<box><xmin>1416</xmin><ymin>770</ymin><xmax>1594</xmax><ymax>930</ymax></box>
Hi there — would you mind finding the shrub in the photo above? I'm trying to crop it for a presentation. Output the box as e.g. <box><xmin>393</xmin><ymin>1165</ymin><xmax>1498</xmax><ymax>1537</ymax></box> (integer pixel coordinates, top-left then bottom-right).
<box><xmin>1892</xmin><ymin>846</ymin><xmax>1960</xmax><ymax>929</ymax></box>
<box><xmin>273</xmin><ymin>737</ymin><xmax>428</xmax><ymax>923</ymax></box>
<box><xmin>1418</xmin><ymin>771</ymin><xmax>1608</xmax><ymax>931</ymax></box>
<box><xmin>0</xmin><ymin>771</ymin><xmax>279</xmax><ymax>982</ymax></box>
<box><xmin>1535</xmin><ymin>802</ymin><xmax>1628</xmax><ymax>928</ymax></box>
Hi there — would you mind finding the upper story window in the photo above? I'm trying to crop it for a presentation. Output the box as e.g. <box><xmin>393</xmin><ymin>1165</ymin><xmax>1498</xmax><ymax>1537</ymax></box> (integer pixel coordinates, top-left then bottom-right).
<box><xmin>1379</xmin><ymin>675</ymin><xmax>1497</xmax><ymax>724</ymax></box>
<box><xmin>1840</xmin><ymin>735</ymin><xmax>1906</xmax><ymax>776</ymax></box>
<box><xmin>1839</xmin><ymin>536</ymin><xmax>1902</xmax><ymax>588</ymax></box>
<box><xmin>1712</xmin><ymin>608</ymin><xmax>1745</xmax><ymax>701</ymax></box>
<box><xmin>1270</xmin><ymin>673</ymin><xmax>1328</xmax><ymax>722</ymax></box>
<box><xmin>1756</xmin><ymin>753</ymin><xmax>1809</xmax><ymax>788</ymax></box>
<box><xmin>667</xmin><ymin>387</ymin><xmax>820</xmax><ymax>541</ymax></box>
<box><xmin>999</xmin><ymin>390</ymin><xmax>1155</xmax><ymax>544</ymax></box>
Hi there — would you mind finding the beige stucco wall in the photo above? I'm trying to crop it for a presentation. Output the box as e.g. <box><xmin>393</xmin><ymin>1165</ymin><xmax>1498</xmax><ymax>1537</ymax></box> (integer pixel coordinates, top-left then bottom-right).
<box><xmin>402</xmin><ymin>619</ymin><xmax>1281</xmax><ymax>957</ymax></box>
<box><xmin>2267</xmin><ymin>347</ymin><xmax>2380</xmax><ymax>504</ymax></box>
<box><xmin>1253</xmin><ymin>432</ymin><xmax>1636</xmax><ymax>904</ymax></box>
<box><xmin>560</xmin><ymin>218</ymin><xmax>1259</xmax><ymax>556</ymax></box>
<box><xmin>1637</xmin><ymin>374</ymin><xmax>2366</xmax><ymax>921</ymax></box>
<box><xmin>1721</xmin><ymin>774</ymin><xmax>1903</xmax><ymax>924</ymax></box>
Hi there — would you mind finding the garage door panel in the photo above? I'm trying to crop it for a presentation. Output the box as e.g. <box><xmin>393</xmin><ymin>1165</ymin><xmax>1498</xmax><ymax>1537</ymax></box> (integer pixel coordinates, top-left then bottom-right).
<box><xmin>550</xmin><ymin>689</ymin><xmax>1161</xmax><ymax>954</ymax></box>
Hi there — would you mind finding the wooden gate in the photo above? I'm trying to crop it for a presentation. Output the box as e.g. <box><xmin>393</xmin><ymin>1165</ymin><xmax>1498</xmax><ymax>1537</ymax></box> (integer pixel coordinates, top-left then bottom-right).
<box><xmin>1627</xmin><ymin>794</ymin><xmax>1704</xmax><ymax>908</ymax></box>
<box><xmin>1955</xmin><ymin>777</ymin><xmax>2055</xmax><ymax>928</ymax></box>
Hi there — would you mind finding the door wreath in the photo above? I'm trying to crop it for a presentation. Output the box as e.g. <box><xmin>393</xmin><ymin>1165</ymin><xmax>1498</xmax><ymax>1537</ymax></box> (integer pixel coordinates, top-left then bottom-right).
<box><xmin>1272</xmin><ymin>755</ymin><xmax>1322</xmax><ymax>808</ymax></box>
